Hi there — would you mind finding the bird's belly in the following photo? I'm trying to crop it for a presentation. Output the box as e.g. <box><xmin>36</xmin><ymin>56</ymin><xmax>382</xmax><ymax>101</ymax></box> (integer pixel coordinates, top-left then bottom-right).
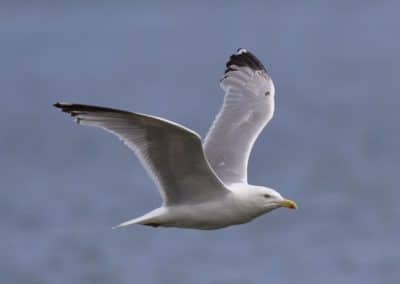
<box><xmin>162</xmin><ymin>201</ymin><xmax>252</xmax><ymax>230</ymax></box>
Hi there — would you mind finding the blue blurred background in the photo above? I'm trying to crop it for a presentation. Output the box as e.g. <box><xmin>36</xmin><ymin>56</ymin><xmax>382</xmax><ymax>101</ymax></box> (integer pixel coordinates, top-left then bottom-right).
<box><xmin>1</xmin><ymin>1</ymin><xmax>399</xmax><ymax>283</ymax></box>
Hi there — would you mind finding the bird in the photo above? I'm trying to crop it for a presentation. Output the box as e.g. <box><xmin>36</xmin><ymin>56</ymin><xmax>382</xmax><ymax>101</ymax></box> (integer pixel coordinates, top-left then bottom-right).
<box><xmin>54</xmin><ymin>48</ymin><xmax>297</xmax><ymax>230</ymax></box>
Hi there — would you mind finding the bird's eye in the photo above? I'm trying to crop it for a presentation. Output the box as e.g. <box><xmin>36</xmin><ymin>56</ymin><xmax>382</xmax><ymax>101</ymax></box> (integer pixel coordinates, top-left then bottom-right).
<box><xmin>263</xmin><ymin>194</ymin><xmax>271</xmax><ymax>198</ymax></box>
<box><xmin>265</xmin><ymin>91</ymin><xmax>270</xmax><ymax>96</ymax></box>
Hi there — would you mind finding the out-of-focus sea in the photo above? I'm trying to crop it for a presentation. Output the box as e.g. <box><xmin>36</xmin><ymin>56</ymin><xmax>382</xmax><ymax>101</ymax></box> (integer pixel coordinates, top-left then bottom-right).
<box><xmin>1</xmin><ymin>2</ymin><xmax>399</xmax><ymax>283</ymax></box>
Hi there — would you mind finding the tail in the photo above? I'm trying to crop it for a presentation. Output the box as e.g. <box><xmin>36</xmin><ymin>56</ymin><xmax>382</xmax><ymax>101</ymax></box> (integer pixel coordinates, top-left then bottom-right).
<box><xmin>112</xmin><ymin>217</ymin><xmax>144</xmax><ymax>229</ymax></box>
<box><xmin>112</xmin><ymin>208</ymin><xmax>164</xmax><ymax>229</ymax></box>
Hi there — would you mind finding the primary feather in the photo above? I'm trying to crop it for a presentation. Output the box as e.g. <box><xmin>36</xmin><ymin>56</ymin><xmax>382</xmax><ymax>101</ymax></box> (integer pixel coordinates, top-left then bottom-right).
<box><xmin>54</xmin><ymin>103</ymin><xmax>227</xmax><ymax>205</ymax></box>
<box><xmin>204</xmin><ymin>48</ymin><xmax>275</xmax><ymax>185</ymax></box>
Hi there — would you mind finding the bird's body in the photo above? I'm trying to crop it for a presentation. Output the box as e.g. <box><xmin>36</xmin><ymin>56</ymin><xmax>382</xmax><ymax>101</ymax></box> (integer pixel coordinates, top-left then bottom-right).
<box><xmin>117</xmin><ymin>184</ymin><xmax>278</xmax><ymax>230</ymax></box>
<box><xmin>54</xmin><ymin>48</ymin><xmax>297</xmax><ymax>230</ymax></box>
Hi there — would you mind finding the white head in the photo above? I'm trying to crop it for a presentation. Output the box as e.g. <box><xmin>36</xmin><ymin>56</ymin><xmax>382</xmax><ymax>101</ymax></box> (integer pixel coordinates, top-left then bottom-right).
<box><xmin>241</xmin><ymin>185</ymin><xmax>297</xmax><ymax>215</ymax></box>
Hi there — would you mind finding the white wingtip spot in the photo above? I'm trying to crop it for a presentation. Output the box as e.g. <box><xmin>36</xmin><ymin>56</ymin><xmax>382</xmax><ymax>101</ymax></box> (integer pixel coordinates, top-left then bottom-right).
<box><xmin>236</xmin><ymin>48</ymin><xmax>248</xmax><ymax>55</ymax></box>
<box><xmin>57</xmin><ymin>102</ymin><xmax>73</xmax><ymax>106</ymax></box>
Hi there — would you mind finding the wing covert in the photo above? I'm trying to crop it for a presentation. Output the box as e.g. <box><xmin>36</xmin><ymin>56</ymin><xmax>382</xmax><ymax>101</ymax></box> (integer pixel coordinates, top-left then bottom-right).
<box><xmin>54</xmin><ymin>103</ymin><xmax>228</xmax><ymax>205</ymax></box>
<box><xmin>204</xmin><ymin>49</ymin><xmax>275</xmax><ymax>185</ymax></box>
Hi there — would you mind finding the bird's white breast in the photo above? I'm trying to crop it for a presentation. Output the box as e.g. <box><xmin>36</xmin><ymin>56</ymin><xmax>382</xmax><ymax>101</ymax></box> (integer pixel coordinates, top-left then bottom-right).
<box><xmin>160</xmin><ymin>192</ymin><xmax>255</xmax><ymax>229</ymax></box>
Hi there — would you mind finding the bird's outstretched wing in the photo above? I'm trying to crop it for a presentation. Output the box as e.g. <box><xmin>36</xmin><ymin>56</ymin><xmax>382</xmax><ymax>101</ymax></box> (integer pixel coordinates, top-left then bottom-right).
<box><xmin>54</xmin><ymin>103</ymin><xmax>228</xmax><ymax>205</ymax></box>
<box><xmin>204</xmin><ymin>49</ymin><xmax>275</xmax><ymax>185</ymax></box>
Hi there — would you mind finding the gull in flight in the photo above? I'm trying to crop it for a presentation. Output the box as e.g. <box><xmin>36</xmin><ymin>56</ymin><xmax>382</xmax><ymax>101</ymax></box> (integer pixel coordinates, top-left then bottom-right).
<box><xmin>54</xmin><ymin>48</ymin><xmax>297</xmax><ymax>230</ymax></box>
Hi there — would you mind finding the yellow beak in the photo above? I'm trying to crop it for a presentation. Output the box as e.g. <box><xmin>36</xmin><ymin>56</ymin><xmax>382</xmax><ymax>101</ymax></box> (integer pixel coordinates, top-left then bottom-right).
<box><xmin>277</xmin><ymin>199</ymin><xmax>297</xmax><ymax>209</ymax></box>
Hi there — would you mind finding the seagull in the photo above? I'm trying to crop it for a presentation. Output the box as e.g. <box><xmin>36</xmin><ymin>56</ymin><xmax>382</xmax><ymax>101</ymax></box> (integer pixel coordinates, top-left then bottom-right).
<box><xmin>54</xmin><ymin>48</ymin><xmax>297</xmax><ymax>230</ymax></box>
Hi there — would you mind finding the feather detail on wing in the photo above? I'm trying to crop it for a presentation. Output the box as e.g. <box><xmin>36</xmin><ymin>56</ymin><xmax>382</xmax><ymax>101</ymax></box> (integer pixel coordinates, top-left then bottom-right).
<box><xmin>204</xmin><ymin>49</ymin><xmax>275</xmax><ymax>185</ymax></box>
<box><xmin>54</xmin><ymin>103</ymin><xmax>227</xmax><ymax>205</ymax></box>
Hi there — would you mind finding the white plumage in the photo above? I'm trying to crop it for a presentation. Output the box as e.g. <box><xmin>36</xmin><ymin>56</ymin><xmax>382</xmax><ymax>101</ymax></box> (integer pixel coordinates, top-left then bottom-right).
<box><xmin>54</xmin><ymin>48</ymin><xmax>296</xmax><ymax>230</ymax></box>
<box><xmin>205</xmin><ymin>49</ymin><xmax>275</xmax><ymax>184</ymax></box>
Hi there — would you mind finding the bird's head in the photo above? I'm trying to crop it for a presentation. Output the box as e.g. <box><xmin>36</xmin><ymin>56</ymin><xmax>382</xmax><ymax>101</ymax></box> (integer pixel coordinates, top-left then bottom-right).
<box><xmin>251</xmin><ymin>186</ymin><xmax>297</xmax><ymax>212</ymax></box>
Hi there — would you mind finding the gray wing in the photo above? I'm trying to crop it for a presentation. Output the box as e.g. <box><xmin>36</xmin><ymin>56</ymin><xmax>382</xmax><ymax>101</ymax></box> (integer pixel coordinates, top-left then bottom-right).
<box><xmin>54</xmin><ymin>103</ymin><xmax>228</xmax><ymax>205</ymax></box>
<box><xmin>204</xmin><ymin>49</ymin><xmax>275</xmax><ymax>185</ymax></box>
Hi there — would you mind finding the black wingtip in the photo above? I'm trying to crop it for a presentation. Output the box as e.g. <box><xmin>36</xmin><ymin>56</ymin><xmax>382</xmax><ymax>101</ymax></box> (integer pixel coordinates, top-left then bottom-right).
<box><xmin>53</xmin><ymin>102</ymin><xmax>75</xmax><ymax>115</ymax></box>
<box><xmin>224</xmin><ymin>48</ymin><xmax>267</xmax><ymax>74</ymax></box>
<box><xmin>53</xmin><ymin>102</ymin><xmax>132</xmax><ymax>117</ymax></box>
